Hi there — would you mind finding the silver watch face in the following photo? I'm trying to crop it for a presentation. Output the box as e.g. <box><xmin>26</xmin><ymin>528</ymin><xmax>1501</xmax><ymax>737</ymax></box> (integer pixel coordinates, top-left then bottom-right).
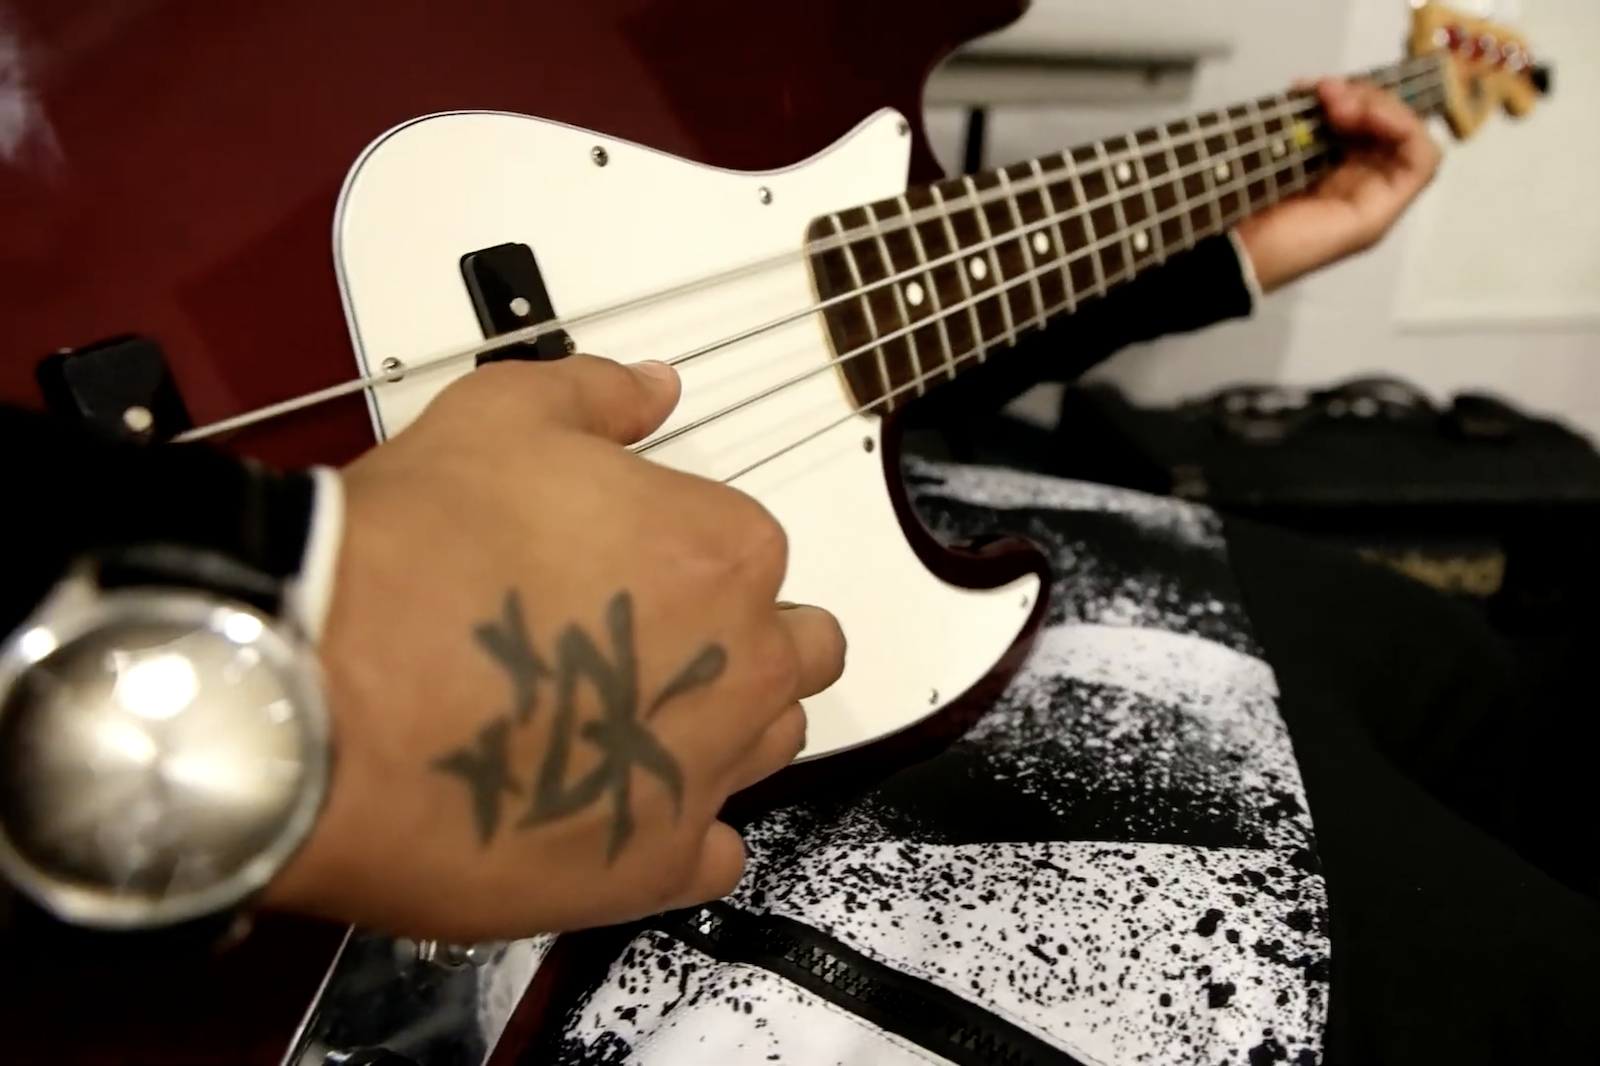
<box><xmin>0</xmin><ymin>581</ymin><xmax>330</xmax><ymax>929</ymax></box>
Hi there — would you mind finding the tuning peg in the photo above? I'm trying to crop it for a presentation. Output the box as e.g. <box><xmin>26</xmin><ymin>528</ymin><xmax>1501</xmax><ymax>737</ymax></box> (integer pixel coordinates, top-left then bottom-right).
<box><xmin>1530</xmin><ymin>63</ymin><xmax>1553</xmax><ymax>96</ymax></box>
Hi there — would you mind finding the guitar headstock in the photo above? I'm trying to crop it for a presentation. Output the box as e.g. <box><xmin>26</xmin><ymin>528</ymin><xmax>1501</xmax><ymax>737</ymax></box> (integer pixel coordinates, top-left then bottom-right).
<box><xmin>1409</xmin><ymin>1</ymin><xmax>1551</xmax><ymax>141</ymax></box>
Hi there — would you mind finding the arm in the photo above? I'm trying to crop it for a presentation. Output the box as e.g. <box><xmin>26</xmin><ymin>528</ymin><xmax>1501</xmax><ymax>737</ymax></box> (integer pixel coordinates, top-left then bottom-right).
<box><xmin>0</xmin><ymin>358</ymin><xmax>846</xmax><ymax>942</ymax></box>
<box><xmin>1236</xmin><ymin>78</ymin><xmax>1442</xmax><ymax>294</ymax></box>
<box><xmin>909</xmin><ymin>77</ymin><xmax>1441</xmax><ymax>424</ymax></box>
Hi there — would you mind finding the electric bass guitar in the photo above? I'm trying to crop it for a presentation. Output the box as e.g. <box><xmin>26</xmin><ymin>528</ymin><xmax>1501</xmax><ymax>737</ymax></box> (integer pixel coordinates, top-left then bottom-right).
<box><xmin>0</xmin><ymin>1</ymin><xmax>1545</xmax><ymax>1063</ymax></box>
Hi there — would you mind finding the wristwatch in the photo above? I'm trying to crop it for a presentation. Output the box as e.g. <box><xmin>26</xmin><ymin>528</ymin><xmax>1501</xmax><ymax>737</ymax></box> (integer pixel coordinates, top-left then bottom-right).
<box><xmin>0</xmin><ymin>543</ymin><xmax>332</xmax><ymax>933</ymax></box>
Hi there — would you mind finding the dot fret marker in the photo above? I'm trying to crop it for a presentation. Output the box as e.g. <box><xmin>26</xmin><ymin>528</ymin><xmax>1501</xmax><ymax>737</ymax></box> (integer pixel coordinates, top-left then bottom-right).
<box><xmin>968</xmin><ymin>257</ymin><xmax>988</xmax><ymax>280</ymax></box>
<box><xmin>1132</xmin><ymin>231</ymin><xmax>1150</xmax><ymax>253</ymax></box>
<box><xmin>1031</xmin><ymin>232</ymin><xmax>1050</xmax><ymax>255</ymax></box>
<box><xmin>1114</xmin><ymin>161</ymin><xmax>1134</xmax><ymax>184</ymax></box>
<box><xmin>1215</xmin><ymin>162</ymin><xmax>1232</xmax><ymax>181</ymax></box>
<box><xmin>904</xmin><ymin>280</ymin><xmax>925</xmax><ymax>307</ymax></box>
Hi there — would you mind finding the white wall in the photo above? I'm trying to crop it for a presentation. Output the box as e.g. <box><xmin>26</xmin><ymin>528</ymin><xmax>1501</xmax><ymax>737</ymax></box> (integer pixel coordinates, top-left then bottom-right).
<box><xmin>927</xmin><ymin>0</ymin><xmax>1600</xmax><ymax>440</ymax></box>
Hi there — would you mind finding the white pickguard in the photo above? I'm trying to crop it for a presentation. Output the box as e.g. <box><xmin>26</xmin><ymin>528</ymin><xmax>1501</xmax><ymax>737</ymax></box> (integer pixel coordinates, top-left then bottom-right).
<box><xmin>333</xmin><ymin>108</ymin><xmax>1039</xmax><ymax>759</ymax></box>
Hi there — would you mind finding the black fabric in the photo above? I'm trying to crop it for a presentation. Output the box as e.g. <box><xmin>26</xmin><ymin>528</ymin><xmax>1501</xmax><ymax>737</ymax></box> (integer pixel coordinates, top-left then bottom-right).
<box><xmin>0</xmin><ymin>406</ymin><xmax>316</xmax><ymax>637</ymax></box>
<box><xmin>1223</xmin><ymin>516</ymin><xmax>1600</xmax><ymax>1065</ymax></box>
<box><xmin>658</xmin><ymin>902</ymin><xmax>1087</xmax><ymax>1066</ymax></box>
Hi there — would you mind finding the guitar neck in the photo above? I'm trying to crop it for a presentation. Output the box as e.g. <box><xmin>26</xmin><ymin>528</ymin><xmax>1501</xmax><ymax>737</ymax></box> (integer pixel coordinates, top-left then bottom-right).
<box><xmin>808</xmin><ymin>54</ymin><xmax>1449</xmax><ymax>415</ymax></box>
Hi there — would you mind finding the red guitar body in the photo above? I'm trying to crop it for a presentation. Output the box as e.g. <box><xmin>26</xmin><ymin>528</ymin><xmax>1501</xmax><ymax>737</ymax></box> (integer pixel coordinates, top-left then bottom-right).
<box><xmin>0</xmin><ymin>0</ymin><xmax>1034</xmax><ymax>1062</ymax></box>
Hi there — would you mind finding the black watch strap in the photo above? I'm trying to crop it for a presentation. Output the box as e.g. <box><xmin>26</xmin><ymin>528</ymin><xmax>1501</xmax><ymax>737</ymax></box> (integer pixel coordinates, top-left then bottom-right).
<box><xmin>95</xmin><ymin>543</ymin><xmax>288</xmax><ymax>618</ymax></box>
<box><xmin>1</xmin><ymin>405</ymin><xmax>317</xmax><ymax>640</ymax></box>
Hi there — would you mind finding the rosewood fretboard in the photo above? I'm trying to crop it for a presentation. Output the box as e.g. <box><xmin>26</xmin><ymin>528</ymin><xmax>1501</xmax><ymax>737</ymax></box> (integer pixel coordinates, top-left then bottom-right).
<box><xmin>807</xmin><ymin>56</ymin><xmax>1448</xmax><ymax>416</ymax></box>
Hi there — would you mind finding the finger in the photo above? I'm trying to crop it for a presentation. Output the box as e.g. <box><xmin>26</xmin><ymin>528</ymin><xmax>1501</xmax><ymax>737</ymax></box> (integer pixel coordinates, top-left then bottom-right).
<box><xmin>1322</xmin><ymin>78</ymin><xmax>1419</xmax><ymax>145</ymax></box>
<box><xmin>1316</xmin><ymin>77</ymin><xmax>1360</xmax><ymax>128</ymax></box>
<box><xmin>663</xmin><ymin>821</ymin><xmax>746</xmax><ymax>910</ymax></box>
<box><xmin>727</xmin><ymin>701</ymin><xmax>808</xmax><ymax>795</ymax></box>
<box><xmin>777</xmin><ymin>603</ymin><xmax>847</xmax><ymax>699</ymax></box>
<box><xmin>496</xmin><ymin>354</ymin><xmax>682</xmax><ymax>445</ymax></box>
<box><xmin>1355</xmin><ymin>81</ymin><xmax>1426</xmax><ymax>144</ymax></box>
<box><xmin>1383</xmin><ymin>95</ymin><xmax>1443</xmax><ymax>190</ymax></box>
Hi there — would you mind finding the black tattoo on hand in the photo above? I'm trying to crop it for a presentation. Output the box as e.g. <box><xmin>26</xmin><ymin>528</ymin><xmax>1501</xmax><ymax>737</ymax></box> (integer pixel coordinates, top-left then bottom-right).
<box><xmin>431</xmin><ymin>720</ymin><xmax>521</xmax><ymax>845</ymax></box>
<box><xmin>474</xmin><ymin>592</ymin><xmax>551</xmax><ymax>724</ymax></box>
<box><xmin>432</xmin><ymin>590</ymin><xmax>726</xmax><ymax>856</ymax></box>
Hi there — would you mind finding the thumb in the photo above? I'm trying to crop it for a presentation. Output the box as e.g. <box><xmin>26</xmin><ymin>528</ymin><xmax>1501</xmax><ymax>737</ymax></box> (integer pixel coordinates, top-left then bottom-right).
<box><xmin>521</xmin><ymin>354</ymin><xmax>682</xmax><ymax>445</ymax></box>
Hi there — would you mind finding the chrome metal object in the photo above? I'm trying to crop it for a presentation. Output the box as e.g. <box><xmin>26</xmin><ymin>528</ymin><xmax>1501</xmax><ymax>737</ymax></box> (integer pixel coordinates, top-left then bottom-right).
<box><xmin>0</xmin><ymin>567</ymin><xmax>331</xmax><ymax>929</ymax></box>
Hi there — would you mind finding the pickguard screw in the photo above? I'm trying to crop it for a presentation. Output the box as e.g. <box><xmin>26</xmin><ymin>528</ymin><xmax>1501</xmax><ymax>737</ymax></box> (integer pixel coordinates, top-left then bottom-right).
<box><xmin>1021</xmin><ymin>594</ymin><xmax>1030</xmax><ymax>608</ymax></box>
<box><xmin>863</xmin><ymin>437</ymin><xmax>875</xmax><ymax>453</ymax></box>
<box><xmin>591</xmin><ymin>146</ymin><xmax>609</xmax><ymax>167</ymax></box>
<box><xmin>380</xmin><ymin>356</ymin><xmax>405</xmax><ymax>381</ymax></box>
<box><xmin>563</xmin><ymin>335</ymin><xmax>578</xmax><ymax>355</ymax></box>
<box><xmin>758</xmin><ymin>186</ymin><xmax>772</xmax><ymax>204</ymax></box>
<box><xmin>929</xmin><ymin>689</ymin><xmax>939</xmax><ymax>705</ymax></box>
<box><xmin>897</xmin><ymin>119</ymin><xmax>910</xmax><ymax>136</ymax></box>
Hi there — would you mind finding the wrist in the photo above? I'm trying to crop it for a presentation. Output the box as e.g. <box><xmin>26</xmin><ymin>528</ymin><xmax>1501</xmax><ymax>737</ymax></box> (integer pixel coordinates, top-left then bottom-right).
<box><xmin>0</xmin><ymin>455</ymin><xmax>343</xmax><ymax>936</ymax></box>
<box><xmin>290</xmin><ymin>468</ymin><xmax>347</xmax><ymax>644</ymax></box>
<box><xmin>1233</xmin><ymin>216</ymin><xmax>1293</xmax><ymax>294</ymax></box>
<box><xmin>1226</xmin><ymin>228</ymin><xmax>1267</xmax><ymax>306</ymax></box>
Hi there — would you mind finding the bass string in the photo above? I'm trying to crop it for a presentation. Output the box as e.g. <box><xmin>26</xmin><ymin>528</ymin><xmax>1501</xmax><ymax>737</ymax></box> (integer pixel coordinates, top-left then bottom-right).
<box><xmin>654</xmin><ymin>63</ymin><xmax>1445</xmax><ymax>385</ymax></box>
<box><xmin>715</xmin><ymin>82</ymin><xmax>1454</xmax><ymax>482</ymax></box>
<box><xmin>639</xmin><ymin>140</ymin><xmax>1345</xmax><ymax>458</ymax></box>
<box><xmin>641</xmin><ymin>78</ymin><xmax>1452</xmax><ymax>456</ymax></box>
<box><xmin>174</xmin><ymin>61</ymin><xmax>1445</xmax><ymax>444</ymax></box>
<box><xmin>710</xmin><ymin>148</ymin><xmax>1345</xmax><ymax>484</ymax></box>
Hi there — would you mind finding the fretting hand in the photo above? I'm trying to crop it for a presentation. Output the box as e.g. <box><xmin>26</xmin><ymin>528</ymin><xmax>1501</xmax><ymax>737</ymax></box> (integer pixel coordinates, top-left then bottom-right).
<box><xmin>264</xmin><ymin>356</ymin><xmax>846</xmax><ymax>941</ymax></box>
<box><xmin>1235</xmin><ymin>77</ymin><xmax>1443</xmax><ymax>292</ymax></box>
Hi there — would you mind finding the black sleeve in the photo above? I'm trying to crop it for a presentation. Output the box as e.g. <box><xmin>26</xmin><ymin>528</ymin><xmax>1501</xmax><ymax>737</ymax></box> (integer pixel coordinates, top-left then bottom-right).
<box><xmin>0</xmin><ymin>406</ymin><xmax>315</xmax><ymax>638</ymax></box>
<box><xmin>904</xmin><ymin>232</ymin><xmax>1255</xmax><ymax>427</ymax></box>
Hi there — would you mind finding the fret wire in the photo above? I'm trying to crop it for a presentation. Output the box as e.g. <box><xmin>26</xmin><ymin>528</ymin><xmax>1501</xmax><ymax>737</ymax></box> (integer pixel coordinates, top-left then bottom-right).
<box><xmin>1196</xmin><ymin>119</ymin><xmax>1226</xmax><ymax>242</ymax></box>
<box><xmin>1028</xmin><ymin>158</ymin><xmax>1077</xmax><ymax>315</ymax></box>
<box><xmin>1218</xmin><ymin>109</ymin><xmax>1248</xmax><ymax>230</ymax></box>
<box><xmin>962</xmin><ymin>174</ymin><xmax>1018</xmax><ymax>352</ymax></box>
<box><xmin>1240</xmin><ymin>96</ymin><xmax>1269</xmax><ymax>214</ymax></box>
<box><xmin>187</xmin><ymin>66</ymin><xmax>1440</xmax><ymax>445</ymax></box>
<box><xmin>827</xmin><ymin>213</ymin><xmax>894</xmax><ymax>400</ymax></box>
<box><xmin>716</xmin><ymin>71</ymin><xmax>1448</xmax><ymax>437</ymax></box>
<box><xmin>1063</xmin><ymin>151</ymin><xmax>1110</xmax><ymax>300</ymax></box>
<box><xmin>862</xmin><ymin>202</ymin><xmax>927</xmax><ymax>398</ymax></box>
<box><xmin>1033</xmin><ymin>146</ymin><xmax>1334</xmax><ymax>332</ymax></box>
<box><xmin>727</xmin><ymin>146</ymin><xmax>1348</xmax><ymax>480</ymax></box>
<box><xmin>1130</xmin><ymin>137</ymin><xmax>1165</xmax><ymax>265</ymax></box>
<box><xmin>1221</xmin><ymin>102</ymin><xmax>1277</xmax><ymax>223</ymax></box>
<box><xmin>698</xmin><ymin>141</ymin><xmax>1343</xmax><ymax>453</ymax></box>
<box><xmin>923</xmin><ymin>144</ymin><xmax>1336</xmax><ymax>366</ymax></box>
<box><xmin>1155</xmin><ymin>120</ymin><xmax>1196</xmax><ymax>254</ymax></box>
<box><xmin>1094</xmin><ymin>141</ymin><xmax>1137</xmax><ymax>285</ymax></box>
<box><xmin>1211</xmin><ymin>106</ymin><xmax>1312</xmax><ymax>226</ymax></box>
<box><xmin>896</xmin><ymin>192</ymin><xmax>961</xmax><ymax>382</ymax></box>
<box><xmin>927</xmin><ymin>183</ymin><xmax>988</xmax><ymax>367</ymax></box>
<box><xmin>815</xmin><ymin>99</ymin><xmax>1412</xmax><ymax>332</ymax></box>
<box><xmin>996</xmin><ymin>168</ymin><xmax>1050</xmax><ymax>330</ymax></box>
<box><xmin>792</xmin><ymin>59</ymin><xmax>1441</xmax><ymax>265</ymax></box>
<box><xmin>789</xmin><ymin>70</ymin><xmax>1446</xmax><ymax>373</ymax></box>
<box><xmin>1286</xmin><ymin>100</ymin><xmax>1311</xmax><ymax>195</ymax></box>
<box><xmin>794</xmin><ymin>61</ymin><xmax>1440</xmax><ymax>272</ymax></box>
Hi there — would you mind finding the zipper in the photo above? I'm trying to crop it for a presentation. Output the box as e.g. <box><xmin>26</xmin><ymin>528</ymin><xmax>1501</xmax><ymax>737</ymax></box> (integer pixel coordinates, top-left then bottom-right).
<box><xmin>654</xmin><ymin>901</ymin><xmax>1085</xmax><ymax>1066</ymax></box>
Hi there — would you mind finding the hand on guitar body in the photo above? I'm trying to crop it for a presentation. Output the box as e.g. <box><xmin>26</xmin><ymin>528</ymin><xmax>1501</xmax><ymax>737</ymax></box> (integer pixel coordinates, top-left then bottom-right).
<box><xmin>1236</xmin><ymin>77</ymin><xmax>1444</xmax><ymax>292</ymax></box>
<box><xmin>264</xmin><ymin>355</ymin><xmax>846</xmax><ymax>942</ymax></box>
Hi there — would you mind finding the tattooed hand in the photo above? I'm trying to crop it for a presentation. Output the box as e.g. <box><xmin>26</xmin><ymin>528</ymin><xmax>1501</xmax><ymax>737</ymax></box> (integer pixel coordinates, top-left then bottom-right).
<box><xmin>263</xmin><ymin>356</ymin><xmax>846</xmax><ymax>940</ymax></box>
